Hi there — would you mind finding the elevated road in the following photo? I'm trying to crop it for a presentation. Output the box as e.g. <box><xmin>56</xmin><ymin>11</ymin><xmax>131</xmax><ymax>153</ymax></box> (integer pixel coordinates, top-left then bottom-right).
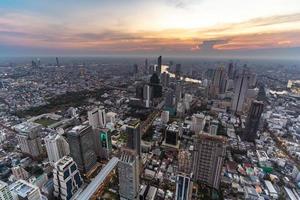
<box><xmin>75</xmin><ymin>157</ymin><xmax>119</xmax><ymax>200</ymax></box>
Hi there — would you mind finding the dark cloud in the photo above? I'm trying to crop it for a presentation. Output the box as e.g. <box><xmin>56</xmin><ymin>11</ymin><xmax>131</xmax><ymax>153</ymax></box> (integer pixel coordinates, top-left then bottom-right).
<box><xmin>197</xmin><ymin>40</ymin><xmax>228</xmax><ymax>52</ymax></box>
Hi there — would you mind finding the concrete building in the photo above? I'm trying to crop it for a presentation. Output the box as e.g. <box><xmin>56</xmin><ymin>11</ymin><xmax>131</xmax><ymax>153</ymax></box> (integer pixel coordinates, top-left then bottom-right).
<box><xmin>175</xmin><ymin>174</ymin><xmax>192</xmax><ymax>200</ymax></box>
<box><xmin>178</xmin><ymin>150</ymin><xmax>192</xmax><ymax>174</ymax></box>
<box><xmin>126</xmin><ymin>119</ymin><xmax>141</xmax><ymax>156</ymax></box>
<box><xmin>14</xmin><ymin>122</ymin><xmax>43</xmax><ymax>158</ymax></box>
<box><xmin>0</xmin><ymin>180</ymin><xmax>13</xmax><ymax>200</ymax></box>
<box><xmin>10</xmin><ymin>180</ymin><xmax>41</xmax><ymax>200</ymax></box>
<box><xmin>191</xmin><ymin>113</ymin><xmax>206</xmax><ymax>134</ymax></box>
<box><xmin>192</xmin><ymin>134</ymin><xmax>226</xmax><ymax>189</ymax></box>
<box><xmin>87</xmin><ymin>106</ymin><xmax>106</xmax><ymax>129</ymax></box>
<box><xmin>209</xmin><ymin>120</ymin><xmax>219</xmax><ymax>135</ymax></box>
<box><xmin>44</xmin><ymin>134</ymin><xmax>70</xmax><ymax>164</ymax></box>
<box><xmin>161</xmin><ymin>111</ymin><xmax>169</xmax><ymax>124</ymax></box>
<box><xmin>11</xmin><ymin>166</ymin><xmax>29</xmax><ymax>181</ymax></box>
<box><xmin>163</xmin><ymin>124</ymin><xmax>180</xmax><ymax>149</ymax></box>
<box><xmin>92</xmin><ymin>128</ymin><xmax>112</xmax><ymax>159</ymax></box>
<box><xmin>53</xmin><ymin>156</ymin><xmax>83</xmax><ymax>200</ymax></box>
<box><xmin>231</xmin><ymin>69</ymin><xmax>251</xmax><ymax>113</ymax></box>
<box><xmin>67</xmin><ymin>125</ymin><xmax>97</xmax><ymax>173</ymax></box>
<box><xmin>118</xmin><ymin>148</ymin><xmax>140</xmax><ymax>200</ymax></box>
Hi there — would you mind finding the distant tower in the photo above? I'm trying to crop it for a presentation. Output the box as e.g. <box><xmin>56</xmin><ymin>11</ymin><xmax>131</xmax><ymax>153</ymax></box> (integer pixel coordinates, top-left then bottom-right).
<box><xmin>67</xmin><ymin>125</ymin><xmax>97</xmax><ymax>173</ymax></box>
<box><xmin>145</xmin><ymin>59</ymin><xmax>148</xmax><ymax>74</ymax></box>
<box><xmin>243</xmin><ymin>100</ymin><xmax>264</xmax><ymax>142</ymax></box>
<box><xmin>227</xmin><ymin>62</ymin><xmax>234</xmax><ymax>79</ymax></box>
<box><xmin>53</xmin><ymin>156</ymin><xmax>83</xmax><ymax>200</ymax></box>
<box><xmin>56</xmin><ymin>57</ymin><xmax>60</xmax><ymax>67</ymax></box>
<box><xmin>44</xmin><ymin>133</ymin><xmax>70</xmax><ymax>164</ymax></box>
<box><xmin>192</xmin><ymin>134</ymin><xmax>226</xmax><ymax>189</ymax></box>
<box><xmin>143</xmin><ymin>84</ymin><xmax>151</xmax><ymax>108</ymax></box>
<box><xmin>157</xmin><ymin>55</ymin><xmax>162</xmax><ymax>75</ymax></box>
<box><xmin>126</xmin><ymin>119</ymin><xmax>141</xmax><ymax>156</ymax></box>
<box><xmin>133</xmin><ymin>64</ymin><xmax>138</xmax><ymax>74</ymax></box>
<box><xmin>210</xmin><ymin>66</ymin><xmax>228</xmax><ymax>97</ymax></box>
<box><xmin>175</xmin><ymin>64</ymin><xmax>181</xmax><ymax>80</ymax></box>
<box><xmin>118</xmin><ymin>148</ymin><xmax>140</xmax><ymax>200</ymax></box>
<box><xmin>231</xmin><ymin>69</ymin><xmax>251</xmax><ymax>113</ymax></box>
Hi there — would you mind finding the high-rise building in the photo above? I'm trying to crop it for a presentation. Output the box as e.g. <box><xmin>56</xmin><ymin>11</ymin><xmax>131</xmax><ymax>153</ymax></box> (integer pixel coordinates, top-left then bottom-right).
<box><xmin>10</xmin><ymin>180</ymin><xmax>42</xmax><ymax>200</ymax></box>
<box><xmin>87</xmin><ymin>106</ymin><xmax>106</xmax><ymax>129</ymax></box>
<box><xmin>145</xmin><ymin>59</ymin><xmax>148</xmax><ymax>74</ymax></box>
<box><xmin>126</xmin><ymin>119</ymin><xmax>141</xmax><ymax>156</ymax></box>
<box><xmin>157</xmin><ymin>56</ymin><xmax>162</xmax><ymax>75</ymax></box>
<box><xmin>161</xmin><ymin>72</ymin><xmax>170</xmax><ymax>87</ymax></box>
<box><xmin>67</xmin><ymin>125</ymin><xmax>97</xmax><ymax>173</ymax></box>
<box><xmin>243</xmin><ymin>100</ymin><xmax>264</xmax><ymax>142</ymax></box>
<box><xmin>209</xmin><ymin>66</ymin><xmax>228</xmax><ymax>98</ymax></box>
<box><xmin>118</xmin><ymin>148</ymin><xmax>140</xmax><ymax>200</ymax></box>
<box><xmin>143</xmin><ymin>84</ymin><xmax>152</xmax><ymax>108</ymax></box>
<box><xmin>14</xmin><ymin>122</ymin><xmax>43</xmax><ymax>158</ymax></box>
<box><xmin>161</xmin><ymin>111</ymin><xmax>169</xmax><ymax>124</ymax></box>
<box><xmin>227</xmin><ymin>62</ymin><xmax>234</xmax><ymax>79</ymax></box>
<box><xmin>231</xmin><ymin>69</ymin><xmax>251</xmax><ymax>113</ymax></box>
<box><xmin>165</xmin><ymin>89</ymin><xmax>174</xmax><ymax>108</ymax></box>
<box><xmin>53</xmin><ymin>156</ymin><xmax>83</xmax><ymax>200</ymax></box>
<box><xmin>92</xmin><ymin>128</ymin><xmax>112</xmax><ymax>159</ymax></box>
<box><xmin>56</xmin><ymin>57</ymin><xmax>59</xmax><ymax>67</ymax></box>
<box><xmin>175</xmin><ymin>64</ymin><xmax>181</xmax><ymax>80</ymax></box>
<box><xmin>175</xmin><ymin>174</ymin><xmax>192</xmax><ymax>200</ymax></box>
<box><xmin>191</xmin><ymin>113</ymin><xmax>206</xmax><ymax>134</ymax></box>
<box><xmin>209</xmin><ymin>120</ymin><xmax>219</xmax><ymax>135</ymax></box>
<box><xmin>133</xmin><ymin>64</ymin><xmax>138</xmax><ymax>74</ymax></box>
<box><xmin>149</xmin><ymin>73</ymin><xmax>162</xmax><ymax>98</ymax></box>
<box><xmin>0</xmin><ymin>180</ymin><xmax>13</xmax><ymax>200</ymax></box>
<box><xmin>44</xmin><ymin>133</ymin><xmax>70</xmax><ymax>164</ymax></box>
<box><xmin>163</xmin><ymin>124</ymin><xmax>179</xmax><ymax>148</ymax></box>
<box><xmin>192</xmin><ymin>134</ymin><xmax>226</xmax><ymax>189</ymax></box>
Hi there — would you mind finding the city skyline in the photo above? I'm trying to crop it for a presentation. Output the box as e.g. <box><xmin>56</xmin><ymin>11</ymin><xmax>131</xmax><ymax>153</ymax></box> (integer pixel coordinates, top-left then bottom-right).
<box><xmin>1</xmin><ymin>0</ymin><xmax>300</xmax><ymax>59</ymax></box>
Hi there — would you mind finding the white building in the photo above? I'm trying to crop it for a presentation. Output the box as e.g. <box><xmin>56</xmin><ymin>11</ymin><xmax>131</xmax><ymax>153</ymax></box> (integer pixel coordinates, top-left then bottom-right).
<box><xmin>44</xmin><ymin>134</ymin><xmax>70</xmax><ymax>164</ymax></box>
<box><xmin>209</xmin><ymin>120</ymin><xmax>219</xmax><ymax>135</ymax></box>
<box><xmin>53</xmin><ymin>156</ymin><xmax>83</xmax><ymax>200</ymax></box>
<box><xmin>0</xmin><ymin>180</ymin><xmax>13</xmax><ymax>200</ymax></box>
<box><xmin>118</xmin><ymin>149</ymin><xmax>140</xmax><ymax>200</ymax></box>
<box><xmin>10</xmin><ymin>180</ymin><xmax>41</xmax><ymax>200</ymax></box>
<box><xmin>161</xmin><ymin>111</ymin><xmax>169</xmax><ymax>124</ymax></box>
<box><xmin>87</xmin><ymin>106</ymin><xmax>106</xmax><ymax>129</ymax></box>
<box><xmin>191</xmin><ymin>113</ymin><xmax>206</xmax><ymax>134</ymax></box>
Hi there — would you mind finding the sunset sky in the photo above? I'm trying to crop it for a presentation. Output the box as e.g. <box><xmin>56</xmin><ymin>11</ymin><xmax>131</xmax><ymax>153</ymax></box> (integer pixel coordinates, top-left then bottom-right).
<box><xmin>1</xmin><ymin>0</ymin><xmax>300</xmax><ymax>58</ymax></box>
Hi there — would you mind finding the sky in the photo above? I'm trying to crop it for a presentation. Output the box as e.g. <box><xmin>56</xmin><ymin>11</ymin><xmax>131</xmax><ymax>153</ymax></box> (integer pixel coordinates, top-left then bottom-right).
<box><xmin>1</xmin><ymin>0</ymin><xmax>300</xmax><ymax>59</ymax></box>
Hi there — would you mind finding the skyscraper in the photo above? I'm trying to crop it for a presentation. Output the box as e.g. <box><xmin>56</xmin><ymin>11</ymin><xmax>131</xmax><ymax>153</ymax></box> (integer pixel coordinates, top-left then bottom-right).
<box><xmin>175</xmin><ymin>174</ymin><xmax>192</xmax><ymax>200</ymax></box>
<box><xmin>0</xmin><ymin>180</ymin><xmax>13</xmax><ymax>200</ymax></box>
<box><xmin>118</xmin><ymin>148</ymin><xmax>140</xmax><ymax>200</ymax></box>
<box><xmin>14</xmin><ymin>122</ymin><xmax>43</xmax><ymax>158</ymax></box>
<box><xmin>191</xmin><ymin>113</ymin><xmax>206</xmax><ymax>134</ymax></box>
<box><xmin>209</xmin><ymin>66</ymin><xmax>228</xmax><ymax>98</ymax></box>
<box><xmin>53</xmin><ymin>156</ymin><xmax>83</xmax><ymax>200</ymax></box>
<box><xmin>231</xmin><ymin>69</ymin><xmax>251</xmax><ymax>113</ymax></box>
<box><xmin>87</xmin><ymin>106</ymin><xmax>106</xmax><ymax>129</ymax></box>
<box><xmin>175</xmin><ymin>64</ymin><xmax>181</xmax><ymax>80</ymax></box>
<box><xmin>67</xmin><ymin>125</ymin><xmax>97</xmax><ymax>173</ymax></box>
<box><xmin>157</xmin><ymin>55</ymin><xmax>162</xmax><ymax>75</ymax></box>
<box><xmin>192</xmin><ymin>134</ymin><xmax>226</xmax><ymax>189</ymax></box>
<box><xmin>126</xmin><ymin>119</ymin><xmax>141</xmax><ymax>156</ymax></box>
<box><xmin>44</xmin><ymin>133</ymin><xmax>70</xmax><ymax>164</ymax></box>
<box><xmin>243</xmin><ymin>100</ymin><xmax>264</xmax><ymax>142</ymax></box>
<box><xmin>149</xmin><ymin>73</ymin><xmax>162</xmax><ymax>98</ymax></box>
<box><xmin>143</xmin><ymin>84</ymin><xmax>151</xmax><ymax>108</ymax></box>
<box><xmin>227</xmin><ymin>62</ymin><xmax>234</xmax><ymax>79</ymax></box>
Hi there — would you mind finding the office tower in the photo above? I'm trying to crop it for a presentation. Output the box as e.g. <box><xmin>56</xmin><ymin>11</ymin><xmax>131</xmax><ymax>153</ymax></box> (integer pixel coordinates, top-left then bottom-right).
<box><xmin>126</xmin><ymin>119</ymin><xmax>141</xmax><ymax>156</ymax></box>
<box><xmin>67</xmin><ymin>125</ymin><xmax>97</xmax><ymax>173</ymax></box>
<box><xmin>191</xmin><ymin>113</ymin><xmax>206</xmax><ymax>134</ymax></box>
<box><xmin>133</xmin><ymin>64</ymin><xmax>138</xmax><ymax>74</ymax></box>
<box><xmin>231</xmin><ymin>69</ymin><xmax>251</xmax><ymax>113</ymax></box>
<box><xmin>143</xmin><ymin>84</ymin><xmax>151</xmax><ymax>108</ymax></box>
<box><xmin>157</xmin><ymin>55</ymin><xmax>162</xmax><ymax>75</ymax></box>
<box><xmin>118</xmin><ymin>148</ymin><xmax>140</xmax><ymax>200</ymax></box>
<box><xmin>175</xmin><ymin>64</ymin><xmax>181</xmax><ymax>80</ymax></box>
<box><xmin>209</xmin><ymin>120</ymin><xmax>219</xmax><ymax>135</ymax></box>
<box><xmin>244</xmin><ymin>100</ymin><xmax>264</xmax><ymax>142</ymax></box>
<box><xmin>175</xmin><ymin>174</ymin><xmax>192</xmax><ymax>200</ymax></box>
<box><xmin>92</xmin><ymin>129</ymin><xmax>112</xmax><ymax>159</ymax></box>
<box><xmin>178</xmin><ymin>150</ymin><xmax>192</xmax><ymax>174</ymax></box>
<box><xmin>165</xmin><ymin>89</ymin><xmax>174</xmax><ymax>108</ymax></box>
<box><xmin>161</xmin><ymin>72</ymin><xmax>170</xmax><ymax>87</ymax></box>
<box><xmin>14</xmin><ymin>122</ymin><xmax>43</xmax><ymax>158</ymax></box>
<box><xmin>150</xmin><ymin>73</ymin><xmax>162</xmax><ymax>98</ymax></box>
<box><xmin>136</xmin><ymin>84</ymin><xmax>144</xmax><ymax>99</ymax></box>
<box><xmin>192</xmin><ymin>134</ymin><xmax>226</xmax><ymax>189</ymax></box>
<box><xmin>149</xmin><ymin>65</ymin><xmax>155</xmax><ymax>74</ymax></box>
<box><xmin>249</xmin><ymin>72</ymin><xmax>257</xmax><ymax>88</ymax></box>
<box><xmin>10</xmin><ymin>180</ymin><xmax>42</xmax><ymax>200</ymax></box>
<box><xmin>175</xmin><ymin>84</ymin><xmax>183</xmax><ymax>104</ymax></box>
<box><xmin>53</xmin><ymin>156</ymin><xmax>83</xmax><ymax>200</ymax></box>
<box><xmin>145</xmin><ymin>59</ymin><xmax>148</xmax><ymax>74</ymax></box>
<box><xmin>161</xmin><ymin>111</ymin><xmax>169</xmax><ymax>124</ymax></box>
<box><xmin>227</xmin><ymin>62</ymin><xmax>234</xmax><ymax>79</ymax></box>
<box><xmin>0</xmin><ymin>180</ymin><xmax>13</xmax><ymax>200</ymax></box>
<box><xmin>210</xmin><ymin>66</ymin><xmax>228</xmax><ymax>97</ymax></box>
<box><xmin>176</xmin><ymin>101</ymin><xmax>185</xmax><ymax>118</ymax></box>
<box><xmin>163</xmin><ymin>124</ymin><xmax>179</xmax><ymax>148</ymax></box>
<box><xmin>44</xmin><ymin>133</ymin><xmax>70</xmax><ymax>164</ymax></box>
<box><xmin>87</xmin><ymin>106</ymin><xmax>106</xmax><ymax>129</ymax></box>
<box><xmin>56</xmin><ymin>57</ymin><xmax>59</xmax><ymax>67</ymax></box>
